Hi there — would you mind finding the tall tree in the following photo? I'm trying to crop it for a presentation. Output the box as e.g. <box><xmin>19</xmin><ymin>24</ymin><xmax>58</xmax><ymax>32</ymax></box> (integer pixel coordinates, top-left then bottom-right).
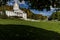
<box><xmin>0</xmin><ymin>0</ymin><xmax>9</xmax><ymax>19</ymax></box>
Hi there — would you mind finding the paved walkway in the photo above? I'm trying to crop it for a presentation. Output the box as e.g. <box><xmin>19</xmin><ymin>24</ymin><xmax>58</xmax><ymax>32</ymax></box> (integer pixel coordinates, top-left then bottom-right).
<box><xmin>24</xmin><ymin>19</ymin><xmax>40</xmax><ymax>22</ymax></box>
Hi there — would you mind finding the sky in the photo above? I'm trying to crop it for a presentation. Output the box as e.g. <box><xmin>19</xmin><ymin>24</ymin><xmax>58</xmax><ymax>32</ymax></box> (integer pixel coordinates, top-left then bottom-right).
<box><xmin>7</xmin><ymin>0</ymin><xmax>56</xmax><ymax>17</ymax></box>
<box><xmin>30</xmin><ymin>8</ymin><xmax>56</xmax><ymax>17</ymax></box>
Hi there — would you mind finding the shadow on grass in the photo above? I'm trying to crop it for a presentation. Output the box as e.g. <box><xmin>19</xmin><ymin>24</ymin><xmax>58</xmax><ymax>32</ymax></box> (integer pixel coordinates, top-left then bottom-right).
<box><xmin>0</xmin><ymin>25</ymin><xmax>60</xmax><ymax>40</ymax></box>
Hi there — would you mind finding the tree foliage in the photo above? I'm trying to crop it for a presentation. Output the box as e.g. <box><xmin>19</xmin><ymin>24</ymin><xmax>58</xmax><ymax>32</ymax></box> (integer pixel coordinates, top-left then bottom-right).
<box><xmin>48</xmin><ymin>11</ymin><xmax>60</xmax><ymax>21</ymax></box>
<box><xmin>0</xmin><ymin>0</ymin><xmax>9</xmax><ymax>6</ymax></box>
<box><xmin>0</xmin><ymin>0</ymin><xmax>60</xmax><ymax>10</ymax></box>
<box><xmin>19</xmin><ymin>0</ymin><xmax>60</xmax><ymax>11</ymax></box>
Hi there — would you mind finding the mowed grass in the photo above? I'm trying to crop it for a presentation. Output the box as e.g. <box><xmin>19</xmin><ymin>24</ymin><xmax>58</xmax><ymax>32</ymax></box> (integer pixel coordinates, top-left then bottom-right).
<box><xmin>0</xmin><ymin>19</ymin><xmax>60</xmax><ymax>40</ymax></box>
<box><xmin>0</xmin><ymin>19</ymin><xmax>60</xmax><ymax>33</ymax></box>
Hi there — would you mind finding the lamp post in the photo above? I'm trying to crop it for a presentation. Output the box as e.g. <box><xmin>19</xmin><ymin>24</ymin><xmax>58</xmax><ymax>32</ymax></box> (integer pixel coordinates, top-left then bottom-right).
<box><xmin>54</xmin><ymin>4</ymin><xmax>57</xmax><ymax>13</ymax></box>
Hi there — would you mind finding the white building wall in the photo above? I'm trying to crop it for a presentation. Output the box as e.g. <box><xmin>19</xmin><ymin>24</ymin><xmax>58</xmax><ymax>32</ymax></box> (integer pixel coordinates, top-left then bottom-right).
<box><xmin>23</xmin><ymin>13</ymin><xmax>27</xmax><ymax>19</ymax></box>
<box><xmin>6</xmin><ymin>11</ymin><xmax>27</xmax><ymax>20</ymax></box>
<box><xmin>6</xmin><ymin>11</ymin><xmax>17</xmax><ymax>17</ymax></box>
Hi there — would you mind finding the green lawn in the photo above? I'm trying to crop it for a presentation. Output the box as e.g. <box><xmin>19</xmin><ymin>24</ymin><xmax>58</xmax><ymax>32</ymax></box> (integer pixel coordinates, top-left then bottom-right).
<box><xmin>0</xmin><ymin>19</ymin><xmax>60</xmax><ymax>33</ymax></box>
<box><xmin>0</xmin><ymin>19</ymin><xmax>60</xmax><ymax>40</ymax></box>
